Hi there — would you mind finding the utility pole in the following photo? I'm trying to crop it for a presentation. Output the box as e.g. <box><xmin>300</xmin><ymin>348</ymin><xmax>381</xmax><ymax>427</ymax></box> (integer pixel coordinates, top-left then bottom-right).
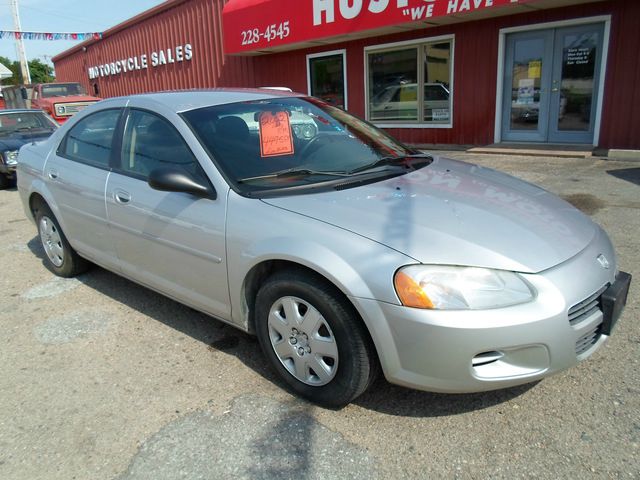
<box><xmin>10</xmin><ymin>0</ymin><xmax>31</xmax><ymax>84</ymax></box>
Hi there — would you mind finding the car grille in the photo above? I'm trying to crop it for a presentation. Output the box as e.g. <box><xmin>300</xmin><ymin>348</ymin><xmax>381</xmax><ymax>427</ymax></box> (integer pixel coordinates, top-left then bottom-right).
<box><xmin>54</xmin><ymin>102</ymin><xmax>96</xmax><ymax>116</ymax></box>
<box><xmin>568</xmin><ymin>285</ymin><xmax>607</xmax><ymax>326</ymax></box>
<box><xmin>575</xmin><ymin>323</ymin><xmax>602</xmax><ymax>356</ymax></box>
<box><xmin>568</xmin><ymin>285</ymin><xmax>607</xmax><ymax>356</ymax></box>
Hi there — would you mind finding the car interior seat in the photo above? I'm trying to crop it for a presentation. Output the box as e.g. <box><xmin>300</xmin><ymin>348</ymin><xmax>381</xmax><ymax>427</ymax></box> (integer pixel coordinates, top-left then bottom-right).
<box><xmin>132</xmin><ymin>119</ymin><xmax>195</xmax><ymax>176</ymax></box>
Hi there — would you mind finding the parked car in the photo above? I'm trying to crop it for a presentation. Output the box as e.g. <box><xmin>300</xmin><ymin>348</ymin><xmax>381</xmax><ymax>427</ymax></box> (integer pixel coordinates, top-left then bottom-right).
<box><xmin>17</xmin><ymin>89</ymin><xmax>631</xmax><ymax>407</ymax></box>
<box><xmin>0</xmin><ymin>109</ymin><xmax>58</xmax><ymax>189</ymax></box>
<box><xmin>370</xmin><ymin>82</ymin><xmax>450</xmax><ymax>122</ymax></box>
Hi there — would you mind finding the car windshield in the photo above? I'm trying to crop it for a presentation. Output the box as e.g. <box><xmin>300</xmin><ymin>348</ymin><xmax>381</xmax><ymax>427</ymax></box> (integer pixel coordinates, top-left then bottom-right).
<box><xmin>182</xmin><ymin>96</ymin><xmax>429</xmax><ymax>194</ymax></box>
<box><xmin>41</xmin><ymin>83</ymin><xmax>86</xmax><ymax>98</ymax></box>
<box><xmin>0</xmin><ymin>112</ymin><xmax>57</xmax><ymax>136</ymax></box>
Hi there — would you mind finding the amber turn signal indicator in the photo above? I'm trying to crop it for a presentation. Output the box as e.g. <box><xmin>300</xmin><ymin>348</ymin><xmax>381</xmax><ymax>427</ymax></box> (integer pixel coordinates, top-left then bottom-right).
<box><xmin>394</xmin><ymin>271</ymin><xmax>434</xmax><ymax>309</ymax></box>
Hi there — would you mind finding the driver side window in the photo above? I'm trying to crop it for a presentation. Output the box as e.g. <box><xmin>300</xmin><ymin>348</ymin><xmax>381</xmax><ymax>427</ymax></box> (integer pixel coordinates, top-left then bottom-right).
<box><xmin>119</xmin><ymin>110</ymin><xmax>199</xmax><ymax>179</ymax></box>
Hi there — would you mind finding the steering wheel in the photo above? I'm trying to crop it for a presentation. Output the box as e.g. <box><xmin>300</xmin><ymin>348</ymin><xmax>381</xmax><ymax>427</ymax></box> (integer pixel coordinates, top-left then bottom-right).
<box><xmin>298</xmin><ymin>132</ymin><xmax>346</xmax><ymax>159</ymax></box>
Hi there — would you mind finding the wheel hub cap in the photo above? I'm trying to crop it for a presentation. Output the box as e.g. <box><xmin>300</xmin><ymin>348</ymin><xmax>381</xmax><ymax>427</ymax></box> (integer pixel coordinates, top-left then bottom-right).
<box><xmin>267</xmin><ymin>296</ymin><xmax>339</xmax><ymax>386</ymax></box>
<box><xmin>39</xmin><ymin>216</ymin><xmax>64</xmax><ymax>267</ymax></box>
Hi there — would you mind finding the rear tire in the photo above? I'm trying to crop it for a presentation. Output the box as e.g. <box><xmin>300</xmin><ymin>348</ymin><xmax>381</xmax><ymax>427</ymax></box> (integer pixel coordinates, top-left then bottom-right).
<box><xmin>255</xmin><ymin>269</ymin><xmax>378</xmax><ymax>408</ymax></box>
<box><xmin>0</xmin><ymin>174</ymin><xmax>9</xmax><ymax>190</ymax></box>
<box><xmin>35</xmin><ymin>203</ymin><xmax>90</xmax><ymax>277</ymax></box>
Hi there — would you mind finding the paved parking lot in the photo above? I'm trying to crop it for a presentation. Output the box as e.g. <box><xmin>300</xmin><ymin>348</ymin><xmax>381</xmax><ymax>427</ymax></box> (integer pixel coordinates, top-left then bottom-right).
<box><xmin>0</xmin><ymin>152</ymin><xmax>638</xmax><ymax>479</ymax></box>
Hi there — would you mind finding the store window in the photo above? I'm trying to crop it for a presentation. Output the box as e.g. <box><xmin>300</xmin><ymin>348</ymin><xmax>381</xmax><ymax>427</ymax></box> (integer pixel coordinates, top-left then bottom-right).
<box><xmin>307</xmin><ymin>50</ymin><xmax>347</xmax><ymax>109</ymax></box>
<box><xmin>367</xmin><ymin>39</ymin><xmax>453</xmax><ymax>125</ymax></box>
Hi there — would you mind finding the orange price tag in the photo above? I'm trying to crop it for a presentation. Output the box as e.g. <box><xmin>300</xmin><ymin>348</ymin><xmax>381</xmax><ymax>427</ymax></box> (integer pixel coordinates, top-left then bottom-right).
<box><xmin>259</xmin><ymin>111</ymin><xmax>295</xmax><ymax>157</ymax></box>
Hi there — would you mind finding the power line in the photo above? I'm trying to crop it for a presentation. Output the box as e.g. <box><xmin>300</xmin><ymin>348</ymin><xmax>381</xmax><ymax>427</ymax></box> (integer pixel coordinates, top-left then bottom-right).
<box><xmin>18</xmin><ymin>5</ymin><xmax>110</xmax><ymax>29</ymax></box>
<box><xmin>0</xmin><ymin>2</ymin><xmax>110</xmax><ymax>29</ymax></box>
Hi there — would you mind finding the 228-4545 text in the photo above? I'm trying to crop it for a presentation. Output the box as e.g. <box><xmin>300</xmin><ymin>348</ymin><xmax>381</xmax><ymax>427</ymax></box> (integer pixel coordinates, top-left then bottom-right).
<box><xmin>241</xmin><ymin>21</ymin><xmax>290</xmax><ymax>46</ymax></box>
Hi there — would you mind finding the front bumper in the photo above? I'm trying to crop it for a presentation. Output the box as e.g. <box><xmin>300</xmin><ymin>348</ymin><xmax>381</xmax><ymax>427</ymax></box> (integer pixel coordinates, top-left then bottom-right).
<box><xmin>354</xmin><ymin>227</ymin><xmax>630</xmax><ymax>393</ymax></box>
<box><xmin>0</xmin><ymin>163</ymin><xmax>16</xmax><ymax>177</ymax></box>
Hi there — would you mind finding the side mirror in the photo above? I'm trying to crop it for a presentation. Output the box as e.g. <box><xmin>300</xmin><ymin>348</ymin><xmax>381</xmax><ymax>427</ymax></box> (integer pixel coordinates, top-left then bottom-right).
<box><xmin>147</xmin><ymin>167</ymin><xmax>216</xmax><ymax>200</ymax></box>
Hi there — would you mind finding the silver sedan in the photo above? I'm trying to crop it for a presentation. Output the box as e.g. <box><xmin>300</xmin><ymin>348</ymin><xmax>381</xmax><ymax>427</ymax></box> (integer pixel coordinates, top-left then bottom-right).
<box><xmin>17</xmin><ymin>89</ymin><xmax>631</xmax><ymax>407</ymax></box>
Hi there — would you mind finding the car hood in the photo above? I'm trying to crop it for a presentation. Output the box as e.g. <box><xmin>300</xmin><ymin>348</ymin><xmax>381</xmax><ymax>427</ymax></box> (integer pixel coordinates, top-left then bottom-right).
<box><xmin>261</xmin><ymin>157</ymin><xmax>596</xmax><ymax>274</ymax></box>
<box><xmin>43</xmin><ymin>95</ymin><xmax>100</xmax><ymax>104</ymax></box>
<box><xmin>0</xmin><ymin>130</ymin><xmax>55</xmax><ymax>150</ymax></box>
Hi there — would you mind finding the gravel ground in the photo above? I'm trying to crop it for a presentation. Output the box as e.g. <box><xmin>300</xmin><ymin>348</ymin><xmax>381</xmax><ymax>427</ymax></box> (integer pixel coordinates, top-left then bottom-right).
<box><xmin>0</xmin><ymin>152</ymin><xmax>638</xmax><ymax>479</ymax></box>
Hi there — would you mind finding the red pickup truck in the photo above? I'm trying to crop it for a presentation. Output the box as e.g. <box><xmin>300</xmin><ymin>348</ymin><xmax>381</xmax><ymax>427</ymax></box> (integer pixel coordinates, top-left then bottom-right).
<box><xmin>30</xmin><ymin>82</ymin><xmax>101</xmax><ymax>124</ymax></box>
<box><xmin>3</xmin><ymin>82</ymin><xmax>100</xmax><ymax>123</ymax></box>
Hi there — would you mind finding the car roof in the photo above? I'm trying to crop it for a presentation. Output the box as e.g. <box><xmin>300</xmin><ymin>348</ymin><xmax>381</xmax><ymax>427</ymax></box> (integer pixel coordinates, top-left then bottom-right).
<box><xmin>105</xmin><ymin>88</ymin><xmax>306</xmax><ymax>113</ymax></box>
<box><xmin>0</xmin><ymin>109</ymin><xmax>49</xmax><ymax>114</ymax></box>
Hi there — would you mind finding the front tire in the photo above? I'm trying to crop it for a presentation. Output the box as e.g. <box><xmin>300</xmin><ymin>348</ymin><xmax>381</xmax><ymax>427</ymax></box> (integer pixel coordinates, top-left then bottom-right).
<box><xmin>255</xmin><ymin>270</ymin><xmax>378</xmax><ymax>407</ymax></box>
<box><xmin>35</xmin><ymin>204</ymin><xmax>89</xmax><ymax>277</ymax></box>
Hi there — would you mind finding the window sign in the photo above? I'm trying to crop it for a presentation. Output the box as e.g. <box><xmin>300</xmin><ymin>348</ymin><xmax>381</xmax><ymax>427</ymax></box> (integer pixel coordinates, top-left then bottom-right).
<box><xmin>558</xmin><ymin>32</ymin><xmax>598</xmax><ymax>132</ymax></box>
<box><xmin>517</xmin><ymin>79</ymin><xmax>535</xmax><ymax>104</ymax></box>
<box><xmin>432</xmin><ymin>108</ymin><xmax>450</xmax><ymax>121</ymax></box>
<box><xmin>528</xmin><ymin>60</ymin><xmax>541</xmax><ymax>79</ymax></box>
<box><xmin>259</xmin><ymin>111</ymin><xmax>295</xmax><ymax>157</ymax></box>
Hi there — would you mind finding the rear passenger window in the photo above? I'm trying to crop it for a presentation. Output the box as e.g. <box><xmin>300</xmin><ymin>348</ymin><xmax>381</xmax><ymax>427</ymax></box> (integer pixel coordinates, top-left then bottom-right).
<box><xmin>60</xmin><ymin>109</ymin><xmax>120</xmax><ymax>168</ymax></box>
<box><xmin>119</xmin><ymin>110</ymin><xmax>199</xmax><ymax>179</ymax></box>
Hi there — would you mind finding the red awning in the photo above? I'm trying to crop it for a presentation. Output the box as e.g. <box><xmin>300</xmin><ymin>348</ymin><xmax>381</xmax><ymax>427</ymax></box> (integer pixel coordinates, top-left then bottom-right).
<box><xmin>223</xmin><ymin>0</ymin><xmax>542</xmax><ymax>55</ymax></box>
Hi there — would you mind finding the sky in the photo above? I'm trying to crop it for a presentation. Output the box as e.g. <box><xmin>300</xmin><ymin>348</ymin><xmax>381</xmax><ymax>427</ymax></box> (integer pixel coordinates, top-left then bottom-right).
<box><xmin>0</xmin><ymin>0</ymin><xmax>165</xmax><ymax>68</ymax></box>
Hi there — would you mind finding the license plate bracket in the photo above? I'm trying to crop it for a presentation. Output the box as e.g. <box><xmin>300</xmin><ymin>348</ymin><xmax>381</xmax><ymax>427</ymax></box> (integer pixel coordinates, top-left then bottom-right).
<box><xmin>601</xmin><ymin>271</ymin><xmax>632</xmax><ymax>335</ymax></box>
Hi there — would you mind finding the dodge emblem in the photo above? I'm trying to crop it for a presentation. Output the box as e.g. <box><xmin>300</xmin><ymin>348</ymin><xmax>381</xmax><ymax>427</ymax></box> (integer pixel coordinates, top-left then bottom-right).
<box><xmin>597</xmin><ymin>254</ymin><xmax>610</xmax><ymax>269</ymax></box>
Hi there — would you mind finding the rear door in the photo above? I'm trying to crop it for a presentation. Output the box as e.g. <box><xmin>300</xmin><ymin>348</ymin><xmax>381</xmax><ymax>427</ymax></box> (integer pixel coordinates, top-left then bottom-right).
<box><xmin>105</xmin><ymin>108</ymin><xmax>230</xmax><ymax>319</ymax></box>
<box><xmin>45</xmin><ymin>107</ymin><xmax>123</xmax><ymax>269</ymax></box>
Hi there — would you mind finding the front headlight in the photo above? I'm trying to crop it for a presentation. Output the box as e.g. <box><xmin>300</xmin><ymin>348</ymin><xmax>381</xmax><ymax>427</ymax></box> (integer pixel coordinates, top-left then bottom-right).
<box><xmin>394</xmin><ymin>265</ymin><xmax>535</xmax><ymax>310</ymax></box>
<box><xmin>4</xmin><ymin>150</ymin><xmax>19</xmax><ymax>165</ymax></box>
<box><xmin>55</xmin><ymin>105</ymin><xmax>66</xmax><ymax>115</ymax></box>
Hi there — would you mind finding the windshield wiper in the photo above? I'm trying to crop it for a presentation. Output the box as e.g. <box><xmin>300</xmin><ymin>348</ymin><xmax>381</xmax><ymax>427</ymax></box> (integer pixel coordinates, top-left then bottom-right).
<box><xmin>348</xmin><ymin>153</ymin><xmax>432</xmax><ymax>174</ymax></box>
<box><xmin>237</xmin><ymin>168</ymin><xmax>352</xmax><ymax>183</ymax></box>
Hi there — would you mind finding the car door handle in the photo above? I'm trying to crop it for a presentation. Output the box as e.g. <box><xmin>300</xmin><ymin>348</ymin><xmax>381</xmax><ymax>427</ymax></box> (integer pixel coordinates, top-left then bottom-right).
<box><xmin>114</xmin><ymin>189</ymin><xmax>131</xmax><ymax>204</ymax></box>
<box><xmin>47</xmin><ymin>169</ymin><xmax>58</xmax><ymax>180</ymax></box>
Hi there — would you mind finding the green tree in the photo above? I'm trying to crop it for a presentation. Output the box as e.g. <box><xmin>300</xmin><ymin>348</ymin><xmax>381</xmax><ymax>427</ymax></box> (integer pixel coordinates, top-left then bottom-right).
<box><xmin>0</xmin><ymin>56</ymin><xmax>55</xmax><ymax>85</ymax></box>
<box><xmin>28</xmin><ymin>59</ymin><xmax>55</xmax><ymax>83</ymax></box>
<box><xmin>0</xmin><ymin>56</ymin><xmax>20</xmax><ymax>85</ymax></box>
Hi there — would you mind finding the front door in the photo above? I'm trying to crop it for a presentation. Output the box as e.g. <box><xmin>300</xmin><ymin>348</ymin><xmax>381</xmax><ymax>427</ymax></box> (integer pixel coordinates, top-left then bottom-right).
<box><xmin>502</xmin><ymin>23</ymin><xmax>604</xmax><ymax>144</ymax></box>
<box><xmin>106</xmin><ymin>109</ymin><xmax>230</xmax><ymax>320</ymax></box>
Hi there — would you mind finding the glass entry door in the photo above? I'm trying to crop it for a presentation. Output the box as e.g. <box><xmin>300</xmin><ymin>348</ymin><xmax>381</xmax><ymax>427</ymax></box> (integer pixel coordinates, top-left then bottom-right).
<box><xmin>502</xmin><ymin>23</ymin><xmax>604</xmax><ymax>143</ymax></box>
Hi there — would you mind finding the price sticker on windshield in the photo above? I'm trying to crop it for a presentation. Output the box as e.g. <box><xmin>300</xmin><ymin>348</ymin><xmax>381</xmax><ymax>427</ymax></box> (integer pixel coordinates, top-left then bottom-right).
<box><xmin>259</xmin><ymin>111</ymin><xmax>295</xmax><ymax>157</ymax></box>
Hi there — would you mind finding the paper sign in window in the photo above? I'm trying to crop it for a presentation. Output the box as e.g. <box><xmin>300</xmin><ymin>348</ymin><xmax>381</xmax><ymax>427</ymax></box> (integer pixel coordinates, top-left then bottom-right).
<box><xmin>528</xmin><ymin>60</ymin><xmax>541</xmax><ymax>79</ymax></box>
<box><xmin>259</xmin><ymin>111</ymin><xmax>294</xmax><ymax>157</ymax></box>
